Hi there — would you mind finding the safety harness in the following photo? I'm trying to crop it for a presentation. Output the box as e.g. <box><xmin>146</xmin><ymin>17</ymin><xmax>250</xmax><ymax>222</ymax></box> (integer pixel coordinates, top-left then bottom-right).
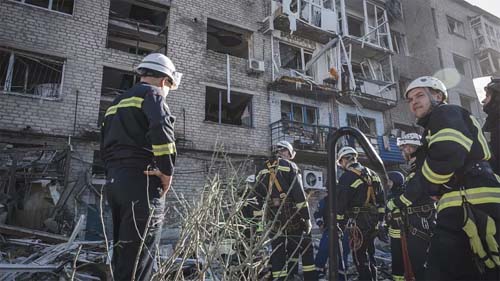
<box><xmin>264</xmin><ymin>160</ymin><xmax>303</xmax><ymax>231</ymax></box>
<box><xmin>345</xmin><ymin>166</ymin><xmax>378</xmax><ymax>268</ymax></box>
<box><xmin>266</xmin><ymin>160</ymin><xmax>286</xmax><ymax>202</ymax></box>
<box><xmin>348</xmin><ymin>167</ymin><xmax>376</xmax><ymax>207</ymax></box>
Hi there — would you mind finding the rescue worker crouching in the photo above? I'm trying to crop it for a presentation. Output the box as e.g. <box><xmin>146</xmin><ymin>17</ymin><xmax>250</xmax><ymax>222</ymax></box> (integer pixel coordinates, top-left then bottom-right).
<box><xmin>399</xmin><ymin>76</ymin><xmax>500</xmax><ymax>280</ymax></box>
<box><xmin>483</xmin><ymin>77</ymin><xmax>500</xmax><ymax>175</ymax></box>
<box><xmin>101</xmin><ymin>53</ymin><xmax>182</xmax><ymax>280</ymax></box>
<box><xmin>386</xmin><ymin>133</ymin><xmax>436</xmax><ymax>281</ymax></box>
<box><xmin>255</xmin><ymin>141</ymin><xmax>317</xmax><ymax>281</ymax></box>
<box><xmin>336</xmin><ymin>146</ymin><xmax>385</xmax><ymax>281</ymax></box>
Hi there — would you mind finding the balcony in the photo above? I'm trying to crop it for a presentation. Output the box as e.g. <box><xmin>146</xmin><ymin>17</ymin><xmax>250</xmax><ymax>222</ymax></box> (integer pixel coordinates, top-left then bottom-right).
<box><xmin>268</xmin><ymin>0</ymin><xmax>337</xmax><ymax>44</ymax></box>
<box><xmin>341</xmin><ymin>0</ymin><xmax>394</xmax><ymax>55</ymax></box>
<box><xmin>470</xmin><ymin>16</ymin><xmax>500</xmax><ymax>53</ymax></box>
<box><xmin>268</xmin><ymin>76</ymin><xmax>339</xmax><ymax>101</ymax></box>
<box><xmin>270</xmin><ymin>120</ymin><xmax>336</xmax><ymax>164</ymax></box>
<box><xmin>470</xmin><ymin>15</ymin><xmax>500</xmax><ymax>76</ymax></box>
<box><xmin>337</xmin><ymin>77</ymin><xmax>397</xmax><ymax>111</ymax></box>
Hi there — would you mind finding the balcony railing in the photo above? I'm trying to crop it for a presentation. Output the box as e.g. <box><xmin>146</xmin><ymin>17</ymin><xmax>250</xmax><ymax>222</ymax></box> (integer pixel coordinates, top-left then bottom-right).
<box><xmin>270</xmin><ymin>120</ymin><xmax>337</xmax><ymax>152</ymax></box>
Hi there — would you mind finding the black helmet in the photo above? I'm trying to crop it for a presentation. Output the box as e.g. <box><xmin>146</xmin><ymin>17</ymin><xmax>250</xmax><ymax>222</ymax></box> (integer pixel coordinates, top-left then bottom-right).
<box><xmin>485</xmin><ymin>77</ymin><xmax>500</xmax><ymax>95</ymax></box>
<box><xmin>387</xmin><ymin>171</ymin><xmax>405</xmax><ymax>188</ymax></box>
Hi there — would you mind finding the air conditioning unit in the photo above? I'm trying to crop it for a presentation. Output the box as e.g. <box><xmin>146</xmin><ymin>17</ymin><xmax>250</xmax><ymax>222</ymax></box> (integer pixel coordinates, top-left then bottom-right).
<box><xmin>303</xmin><ymin>170</ymin><xmax>324</xmax><ymax>190</ymax></box>
<box><xmin>248</xmin><ymin>58</ymin><xmax>265</xmax><ymax>73</ymax></box>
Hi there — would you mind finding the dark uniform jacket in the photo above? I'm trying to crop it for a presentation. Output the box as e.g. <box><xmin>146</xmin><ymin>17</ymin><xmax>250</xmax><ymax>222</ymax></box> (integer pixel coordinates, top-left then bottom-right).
<box><xmin>255</xmin><ymin>158</ymin><xmax>310</xmax><ymax>228</ymax></box>
<box><xmin>336</xmin><ymin>162</ymin><xmax>385</xmax><ymax>224</ymax></box>
<box><xmin>387</xmin><ymin>151</ymin><xmax>434</xmax><ymax>211</ymax></box>
<box><xmin>392</xmin><ymin>104</ymin><xmax>500</xmax><ymax>230</ymax></box>
<box><xmin>483</xmin><ymin>96</ymin><xmax>500</xmax><ymax>174</ymax></box>
<box><xmin>101</xmin><ymin>82</ymin><xmax>176</xmax><ymax>176</ymax></box>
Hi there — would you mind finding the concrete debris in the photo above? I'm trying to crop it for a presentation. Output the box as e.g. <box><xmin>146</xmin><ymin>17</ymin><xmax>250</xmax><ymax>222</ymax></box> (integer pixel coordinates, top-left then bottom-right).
<box><xmin>0</xmin><ymin>216</ymin><xmax>109</xmax><ymax>281</ymax></box>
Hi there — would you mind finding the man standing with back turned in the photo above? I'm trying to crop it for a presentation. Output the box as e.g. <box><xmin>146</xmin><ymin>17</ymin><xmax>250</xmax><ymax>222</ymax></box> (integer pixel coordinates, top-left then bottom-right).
<box><xmin>101</xmin><ymin>53</ymin><xmax>182</xmax><ymax>280</ymax></box>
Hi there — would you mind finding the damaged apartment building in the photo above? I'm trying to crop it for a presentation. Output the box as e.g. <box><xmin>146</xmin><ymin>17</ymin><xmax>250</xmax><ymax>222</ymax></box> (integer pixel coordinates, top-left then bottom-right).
<box><xmin>0</xmin><ymin>0</ymin><xmax>497</xmax><ymax>244</ymax></box>
<box><xmin>265</xmin><ymin>0</ymin><xmax>407</xmax><ymax>185</ymax></box>
<box><xmin>0</xmin><ymin>0</ymin><xmax>272</xmax><ymax>241</ymax></box>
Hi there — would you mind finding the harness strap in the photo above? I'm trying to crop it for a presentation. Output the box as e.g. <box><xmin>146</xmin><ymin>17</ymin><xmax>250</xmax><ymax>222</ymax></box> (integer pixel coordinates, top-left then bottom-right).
<box><xmin>266</xmin><ymin>161</ymin><xmax>284</xmax><ymax>194</ymax></box>
<box><xmin>349</xmin><ymin>167</ymin><xmax>376</xmax><ymax>206</ymax></box>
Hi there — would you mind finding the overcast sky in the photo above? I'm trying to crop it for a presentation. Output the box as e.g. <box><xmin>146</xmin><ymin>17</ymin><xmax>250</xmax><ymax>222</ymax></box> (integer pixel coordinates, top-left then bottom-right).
<box><xmin>464</xmin><ymin>0</ymin><xmax>500</xmax><ymax>18</ymax></box>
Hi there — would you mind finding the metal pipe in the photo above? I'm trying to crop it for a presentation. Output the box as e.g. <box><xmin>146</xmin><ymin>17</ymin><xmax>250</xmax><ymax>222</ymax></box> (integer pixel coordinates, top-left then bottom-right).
<box><xmin>327</xmin><ymin>126</ymin><xmax>388</xmax><ymax>279</ymax></box>
<box><xmin>72</xmin><ymin>90</ymin><xmax>79</xmax><ymax>136</ymax></box>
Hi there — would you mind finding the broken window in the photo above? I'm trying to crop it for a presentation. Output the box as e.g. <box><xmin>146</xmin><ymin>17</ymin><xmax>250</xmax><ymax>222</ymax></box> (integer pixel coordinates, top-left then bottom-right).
<box><xmin>364</xmin><ymin>2</ymin><xmax>390</xmax><ymax>48</ymax></box>
<box><xmin>281</xmin><ymin>101</ymin><xmax>318</xmax><ymax>125</ymax></box>
<box><xmin>98</xmin><ymin>67</ymin><xmax>138</xmax><ymax>126</ymax></box>
<box><xmin>279</xmin><ymin>42</ymin><xmax>312</xmax><ymax>71</ymax></box>
<box><xmin>107</xmin><ymin>0</ymin><xmax>168</xmax><ymax>55</ymax></box>
<box><xmin>299</xmin><ymin>0</ymin><xmax>322</xmax><ymax>27</ymax></box>
<box><xmin>453</xmin><ymin>54</ymin><xmax>469</xmax><ymax>76</ymax></box>
<box><xmin>447</xmin><ymin>16</ymin><xmax>465</xmax><ymax>37</ymax></box>
<box><xmin>391</xmin><ymin>30</ymin><xmax>408</xmax><ymax>55</ymax></box>
<box><xmin>478</xmin><ymin>52</ymin><xmax>500</xmax><ymax>76</ymax></box>
<box><xmin>14</xmin><ymin>0</ymin><xmax>74</xmax><ymax>14</ymax></box>
<box><xmin>205</xmin><ymin>86</ymin><xmax>253</xmax><ymax>127</ymax></box>
<box><xmin>0</xmin><ymin>48</ymin><xmax>64</xmax><ymax>98</ymax></box>
<box><xmin>347</xmin><ymin>114</ymin><xmax>377</xmax><ymax>136</ymax></box>
<box><xmin>207</xmin><ymin>19</ymin><xmax>250</xmax><ymax>59</ymax></box>
<box><xmin>347</xmin><ymin>16</ymin><xmax>364</xmax><ymax>37</ymax></box>
<box><xmin>485</xmin><ymin>23</ymin><xmax>500</xmax><ymax>49</ymax></box>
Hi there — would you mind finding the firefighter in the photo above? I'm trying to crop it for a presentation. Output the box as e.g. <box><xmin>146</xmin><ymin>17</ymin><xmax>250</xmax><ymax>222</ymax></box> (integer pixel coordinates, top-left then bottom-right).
<box><xmin>391</xmin><ymin>76</ymin><xmax>500</xmax><ymax>280</ymax></box>
<box><xmin>336</xmin><ymin>146</ymin><xmax>385</xmax><ymax>281</ymax></box>
<box><xmin>101</xmin><ymin>53</ymin><xmax>182</xmax><ymax>280</ymax></box>
<box><xmin>385</xmin><ymin>171</ymin><xmax>406</xmax><ymax>281</ymax></box>
<box><xmin>386</xmin><ymin>133</ymin><xmax>436</xmax><ymax>280</ymax></box>
<box><xmin>483</xmin><ymin>77</ymin><xmax>500</xmax><ymax>175</ymax></box>
<box><xmin>314</xmin><ymin>194</ymin><xmax>349</xmax><ymax>280</ymax></box>
<box><xmin>255</xmin><ymin>140</ymin><xmax>317</xmax><ymax>281</ymax></box>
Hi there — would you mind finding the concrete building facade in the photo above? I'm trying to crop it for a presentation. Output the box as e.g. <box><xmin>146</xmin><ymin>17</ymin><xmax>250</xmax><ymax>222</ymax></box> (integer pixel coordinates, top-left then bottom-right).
<box><xmin>1</xmin><ymin>0</ymin><xmax>499</xmax><ymax>238</ymax></box>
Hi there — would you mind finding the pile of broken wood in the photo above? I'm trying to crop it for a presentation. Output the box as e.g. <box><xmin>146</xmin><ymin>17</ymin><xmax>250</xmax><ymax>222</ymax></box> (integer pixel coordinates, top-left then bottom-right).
<box><xmin>0</xmin><ymin>215</ymin><xmax>109</xmax><ymax>280</ymax></box>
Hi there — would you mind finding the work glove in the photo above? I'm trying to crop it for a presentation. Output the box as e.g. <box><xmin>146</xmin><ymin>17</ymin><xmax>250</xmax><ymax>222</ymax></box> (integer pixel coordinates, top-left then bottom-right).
<box><xmin>462</xmin><ymin>202</ymin><xmax>497</xmax><ymax>269</ymax></box>
<box><xmin>375</xmin><ymin>221</ymin><xmax>389</xmax><ymax>243</ymax></box>
<box><xmin>386</xmin><ymin>199</ymin><xmax>400</xmax><ymax>214</ymax></box>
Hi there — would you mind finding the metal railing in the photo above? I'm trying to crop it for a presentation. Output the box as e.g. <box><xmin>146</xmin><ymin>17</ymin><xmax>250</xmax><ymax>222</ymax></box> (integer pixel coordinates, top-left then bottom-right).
<box><xmin>270</xmin><ymin>120</ymin><xmax>337</xmax><ymax>152</ymax></box>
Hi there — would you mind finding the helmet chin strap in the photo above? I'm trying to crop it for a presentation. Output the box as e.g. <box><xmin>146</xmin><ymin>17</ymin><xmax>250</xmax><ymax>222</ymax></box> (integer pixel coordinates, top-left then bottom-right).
<box><xmin>424</xmin><ymin>88</ymin><xmax>444</xmax><ymax>116</ymax></box>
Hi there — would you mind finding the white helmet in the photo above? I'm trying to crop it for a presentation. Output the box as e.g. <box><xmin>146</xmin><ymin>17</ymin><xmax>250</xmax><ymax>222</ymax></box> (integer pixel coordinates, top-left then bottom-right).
<box><xmin>135</xmin><ymin>53</ymin><xmax>183</xmax><ymax>90</ymax></box>
<box><xmin>396</xmin><ymin>133</ymin><xmax>422</xmax><ymax>147</ymax></box>
<box><xmin>405</xmin><ymin>76</ymin><xmax>447</xmax><ymax>101</ymax></box>
<box><xmin>337</xmin><ymin>146</ymin><xmax>358</xmax><ymax>163</ymax></box>
<box><xmin>276</xmin><ymin>140</ymin><xmax>296</xmax><ymax>159</ymax></box>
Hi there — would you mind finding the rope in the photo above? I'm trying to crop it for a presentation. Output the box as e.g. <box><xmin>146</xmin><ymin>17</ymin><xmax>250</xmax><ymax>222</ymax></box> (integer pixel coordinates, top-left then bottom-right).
<box><xmin>347</xmin><ymin>223</ymin><xmax>363</xmax><ymax>266</ymax></box>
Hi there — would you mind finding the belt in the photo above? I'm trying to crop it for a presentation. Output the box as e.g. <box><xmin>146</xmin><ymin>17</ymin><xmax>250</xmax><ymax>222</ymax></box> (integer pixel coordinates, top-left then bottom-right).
<box><xmin>350</xmin><ymin>206</ymin><xmax>377</xmax><ymax>214</ymax></box>
<box><xmin>408</xmin><ymin>224</ymin><xmax>432</xmax><ymax>241</ymax></box>
<box><xmin>406</xmin><ymin>203</ymin><xmax>435</xmax><ymax>214</ymax></box>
